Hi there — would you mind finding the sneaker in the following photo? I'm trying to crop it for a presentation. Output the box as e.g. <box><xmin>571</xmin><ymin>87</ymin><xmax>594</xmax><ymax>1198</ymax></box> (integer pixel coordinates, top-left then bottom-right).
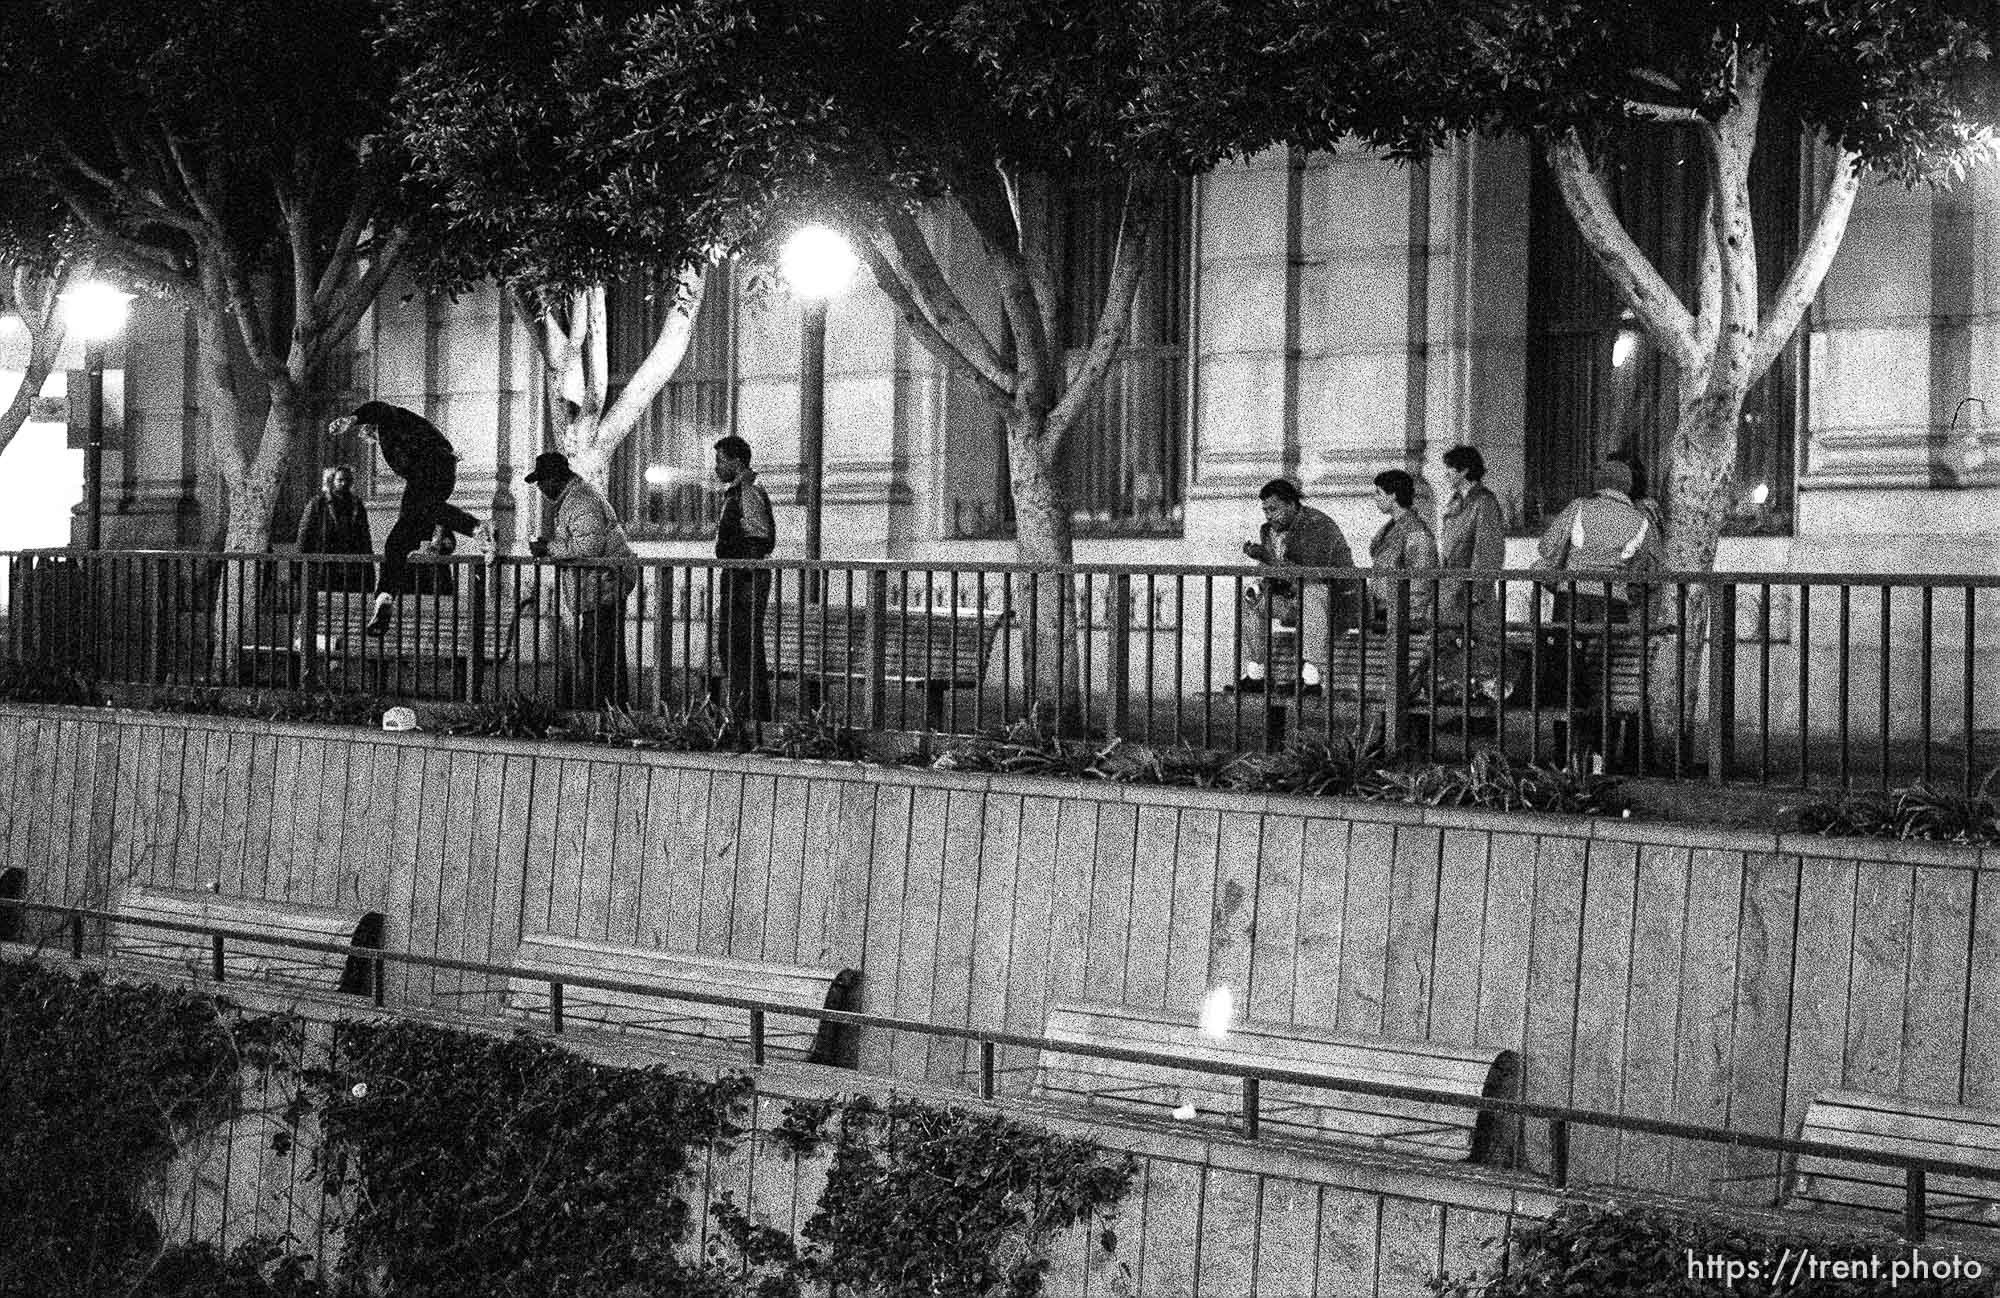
<box><xmin>364</xmin><ymin>598</ymin><xmax>392</xmax><ymax>637</ymax></box>
<box><xmin>1231</xmin><ymin>675</ymin><xmax>1266</xmax><ymax>694</ymax></box>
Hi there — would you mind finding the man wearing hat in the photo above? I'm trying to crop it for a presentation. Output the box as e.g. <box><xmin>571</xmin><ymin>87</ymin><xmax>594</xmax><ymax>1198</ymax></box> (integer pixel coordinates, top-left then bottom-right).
<box><xmin>527</xmin><ymin>450</ymin><xmax>636</xmax><ymax>709</ymax></box>
<box><xmin>326</xmin><ymin>401</ymin><xmax>495</xmax><ymax>636</ymax></box>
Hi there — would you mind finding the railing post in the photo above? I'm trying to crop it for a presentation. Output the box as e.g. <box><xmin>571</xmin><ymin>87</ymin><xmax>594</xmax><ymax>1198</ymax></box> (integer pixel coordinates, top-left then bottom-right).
<box><xmin>299</xmin><ymin>559</ymin><xmax>321</xmax><ymax>686</ymax></box>
<box><xmin>372</xmin><ymin>954</ymin><xmax>386</xmax><ymax>1008</ymax></box>
<box><xmin>1906</xmin><ymin>1167</ymin><xmax>1927</xmax><ymax>1242</ymax></box>
<box><xmin>864</xmin><ymin>570</ymin><xmax>889</xmax><ymax>729</ymax></box>
<box><xmin>550</xmin><ymin>981</ymin><xmax>564</xmax><ymax>1034</ymax></box>
<box><xmin>1706</xmin><ymin>581</ymin><xmax>1738</xmax><ymax>783</ymax></box>
<box><xmin>1109</xmin><ymin>574</ymin><xmax>1131</xmax><ymax>738</ymax></box>
<box><xmin>653</xmin><ymin>568</ymin><xmax>673</xmax><ymax>711</ymax></box>
<box><xmin>750</xmin><ymin>1008</ymin><xmax>766</xmax><ymax>1065</ymax></box>
<box><xmin>468</xmin><ymin>562</ymin><xmax>488</xmax><ymax>703</ymax></box>
<box><xmin>980</xmin><ymin>1040</ymin><xmax>997</xmax><ymax>1100</ymax></box>
<box><xmin>211</xmin><ymin>932</ymin><xmax>225</xmax><ymax>982</ymax></box>
<box><xmin>1385</xmin><ymin>580</ymin><xmax>1412</xmax><ymax>752</ymax></box>
<box><xmin>1241</xmin><ymin>1076</ymin><xmax>1260</xmax><ymax>1140</ymax></box>
<box><xmin>1549</xmin><ymin>1118</ymin><xmax>1570</xmax><ymax>1187</ymax></box>
<box><xmin>70</xmin><ymin>912</ymin><xmax>84</xmax><ymax>960</ymax></box>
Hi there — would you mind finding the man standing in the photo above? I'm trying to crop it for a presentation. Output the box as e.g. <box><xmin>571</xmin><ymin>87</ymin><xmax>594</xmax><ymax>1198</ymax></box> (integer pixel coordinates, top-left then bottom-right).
<box><xmin>712</xmin><ymin>434</ymin><xmax>776</xmax><ymax>719</ymax></box>
<box><xmin>326</xmin><ymin>401</ymin><xmax>493</xmax><ymax>635</ymax></box>
<box><xmin>1237</xmin><ymin>478</ymin><xmax>1355</xmax><ymax>694</ymax></box>
<box><xmin>526</xmin><ymin>451</ymin><xmax>635</xmax><ymax>709</ymax></box>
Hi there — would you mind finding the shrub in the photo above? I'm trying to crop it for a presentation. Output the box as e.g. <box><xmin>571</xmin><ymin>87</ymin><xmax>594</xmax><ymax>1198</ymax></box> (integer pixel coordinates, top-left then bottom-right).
<box><xmin>1378</xmin><ymin>750</ymin><xmax>1620</xmax><ymax>816</ymax></box>
<box><xmin>1785</xmin><ymin>782</ymin><xmax>2000</xmax><ymax>845</ymax></box>
<box><xmin>435</xmin><ymin>691</ymin><xmax>561</xmax><ymax>740</ymax></box>
<box><xmin>0</xmin><ymin>656</ymin><xmax>103</xmax><ymax>706</ymax></box>
<box><xmin>1432</xmin><ymin>1200</ymin><xmax>1989</xmax><ymax>1297</ymax></box>
<box><xmin>1224</xmin><ymin>731</ymin><xmax>1390</xmax><ymax>798</ymax></box>
<box><xmin>0</xmin><ymin>960</ymin><xmax>251</xmax><ymax>1298</ymax></box>
<box><xmin>757</xmin><ymin>706</ymin><xmax>866</xmax><ymax>761</ymax></box>
<box><xmin>590</xmin><ymin>699</ymin><xmax>737</xmax><ymax>751</ymax></box>
<box><xmin>316</xmin><ymin>1022</ymin><xmax>748</xmax><ymax>1298</ymax></box>
<box><xmin>712</xmin><ymin>1094</ymin><xmax>1135</xmax><ymax>1298</ymax></box>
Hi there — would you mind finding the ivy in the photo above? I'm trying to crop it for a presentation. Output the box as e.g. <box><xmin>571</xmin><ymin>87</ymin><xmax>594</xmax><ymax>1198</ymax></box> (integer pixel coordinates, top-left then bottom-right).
<box><xmin>0</xmin><ymin>960</ymin><xmax>269</xmax><ymax>1298</ymax></box>
<box><xmin>1432</xmin><ymin>1201</ymin><xmax>1990</xmax><ymax>1298</ymax></box>
<box><xmin>314</xmin><ymin>1021</ymin><xmax>751</xmax><ymax>1298</ymax></box>
<box><xmin>711</xmin><ymin>1094</ymin><xmax>1136</xmax><ymax>1298</ymax></box>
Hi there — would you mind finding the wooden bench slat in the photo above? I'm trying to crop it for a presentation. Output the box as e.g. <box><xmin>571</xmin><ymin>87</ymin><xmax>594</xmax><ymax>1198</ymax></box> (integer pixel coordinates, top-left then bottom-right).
<box><xmin>1032</xmin><ymin>1000</ymin><xmax>1510</xmax><ymax>1163</ymax></box>
<box><xmin>1790</xmin><ymin>1090</ymin><xmax>2000</xmax><ymax>1225</ymax></box>
<box><xmin>110</xmin><ymin>883</ymin><xmax>382</xmax><ymax>994</ymax></box>
<box><xmin>506</xmin><ymin>931</ymin><xmax>858</xmax><ymax>1065</ymax></box>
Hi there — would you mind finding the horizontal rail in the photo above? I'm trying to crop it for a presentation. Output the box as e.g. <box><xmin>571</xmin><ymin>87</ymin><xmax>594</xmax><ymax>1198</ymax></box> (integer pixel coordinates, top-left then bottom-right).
<box><xmin>4</xmin><ymin>547</ymin><xmax>1994</xmax><ymax>794</ymax></box>
<box><xmin>9</xmin><ymin>896</ymin><xmax>2000</xmax><ymax>1198</ymax></box>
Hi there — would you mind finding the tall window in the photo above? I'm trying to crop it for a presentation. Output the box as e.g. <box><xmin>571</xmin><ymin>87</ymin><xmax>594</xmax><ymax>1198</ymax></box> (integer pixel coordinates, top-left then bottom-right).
<box><xmin>955</xmin><ymin>176</ymin><xmax>1191</xmax><ymax>538</ymax></box>
<box><xmin>1525</xmin><ymin>126</ymin><xmax>1801</xmax><ymax>534</ymax></box>
<box><xmin>608</xmin><ymin>266</ymin><xmax>735</xmax><ymax>538</ymax></box>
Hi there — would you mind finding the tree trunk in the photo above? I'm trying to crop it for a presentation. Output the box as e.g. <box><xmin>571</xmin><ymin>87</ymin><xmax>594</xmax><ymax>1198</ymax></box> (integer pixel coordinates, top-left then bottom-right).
<box><xmin>1006</xmin><ymin>409</ymin><xmax>1084</xmax><ymax>730</ymax></box>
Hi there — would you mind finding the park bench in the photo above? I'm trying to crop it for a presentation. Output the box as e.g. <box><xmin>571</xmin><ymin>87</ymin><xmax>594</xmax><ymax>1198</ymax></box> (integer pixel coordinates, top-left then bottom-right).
<box><xmin>763</xmin><ymin>603</ymin><xmax>1008</xmax><ymax>730</ymax></box>
<box><xmin>1789</xmin><ymin>1090</ymin><xmax>2000</xmax><ymax>1229</ymax></box>
<box><xmin>1031</xmin><ymin>999</ymin><xmax>1514</xmax><ymax>1162</ymax></box>
<box><xmin>505</xmin><ymin>931</ymin><xmax>861</xmax><ymax>1066</ymax></box>
<box><xmin>237</xmin><ymin>588</ymin><xmax>531</xmax><ymax>699</ymax></box>
<box><xmin>109</xmin><ymin>883</ymin><xmax>384</xmax><ymax>996</ymax></box>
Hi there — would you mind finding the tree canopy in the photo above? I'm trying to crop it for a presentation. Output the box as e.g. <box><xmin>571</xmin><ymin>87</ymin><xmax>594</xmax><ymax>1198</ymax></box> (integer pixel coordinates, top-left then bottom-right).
<box><xmin>0</xmin><ymin>0</ymin><xmax>414</xmax><ymax>547</ymax></box>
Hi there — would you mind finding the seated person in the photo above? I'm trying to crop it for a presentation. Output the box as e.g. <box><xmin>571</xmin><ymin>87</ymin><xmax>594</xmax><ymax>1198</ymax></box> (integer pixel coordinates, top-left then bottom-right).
<box><xmin>1236</xmin><ymin>478</ymin><xmax>1356</xmax><ymax>694</ymax></box>
<box><xmin>1367</xmin><ymin>468</ymin><xmax>1438</xmax><ymax>627</ymax></box>
<box><xmin>1535</xmin><ymin>459</ymin><xmax>1666</xmax><ymax>622</ymax></box>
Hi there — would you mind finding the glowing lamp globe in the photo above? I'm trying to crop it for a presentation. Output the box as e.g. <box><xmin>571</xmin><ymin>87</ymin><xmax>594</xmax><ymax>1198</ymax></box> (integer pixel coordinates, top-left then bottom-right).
<box><xmin>61</xmin><ymin>282</ymin><xmax>133</xmax><ymax>341</ymax></box>
<box><xmin>781</xmin><ymin>225</ymin><xmax>858</xmax><ymax>300</ymax></box>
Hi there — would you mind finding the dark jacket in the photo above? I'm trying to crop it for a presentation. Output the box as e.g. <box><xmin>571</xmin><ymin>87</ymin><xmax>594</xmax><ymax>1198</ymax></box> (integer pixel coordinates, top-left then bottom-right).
<box><xmin>715</xmin><ymin>471</ymin><xmax>776</xmax><ymax>560</ymax></box>
<box><xmin>351</xmin><ymin>401</ymin><xmax>456</xmax><ymax>481</ymax></box>
<box><xmin>1438</xmin><ymin>482</ymin><xmax>1506</xmax><ymax>621</ymax></box>
<box><xmin>296</xmin><ymin>492</ymin><xmax>372</xmax><ymax>556</ymax></box>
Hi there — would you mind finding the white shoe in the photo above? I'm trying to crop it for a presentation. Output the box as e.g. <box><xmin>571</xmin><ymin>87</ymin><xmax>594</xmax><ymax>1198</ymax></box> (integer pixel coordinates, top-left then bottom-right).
<box><xmin>1300</xmin><ymin>661</ymin><xmax>1322</xmax><ymax>687</ymax></box>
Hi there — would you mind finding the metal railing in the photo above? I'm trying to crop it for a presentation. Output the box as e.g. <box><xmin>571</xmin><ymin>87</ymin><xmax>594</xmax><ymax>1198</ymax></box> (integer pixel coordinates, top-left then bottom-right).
<box><xmin>4</xmin><ymin>547</ymin><xmax>1999</xmax><ymax>790</ymax></box>
<box><xmin>5</xmin><ymin>894</ymin><xmax>1996</xmax><ymax>1242</ymax></box>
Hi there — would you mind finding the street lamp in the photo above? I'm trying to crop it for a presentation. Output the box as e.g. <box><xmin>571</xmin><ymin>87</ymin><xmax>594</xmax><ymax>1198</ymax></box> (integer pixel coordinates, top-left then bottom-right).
<box><xmin>61</xmin><ymin>281</ymin><xmax>133</xmax><ymax>550</ymax></box>
<box><xmin>780</xmin><ymin>225</ymin><xmax>857</xmax><ymax>596</ymax></box>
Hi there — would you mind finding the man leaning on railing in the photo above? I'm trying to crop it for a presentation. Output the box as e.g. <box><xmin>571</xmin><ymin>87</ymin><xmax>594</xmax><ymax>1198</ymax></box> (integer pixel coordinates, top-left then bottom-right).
<box><xmin>526</xmin><ymin>451</ymin><xmax>636</xmax><ymax>709</ymax></box>
<box><xmin>1534</xmin><ymin>459</ymin><xmax>1666</xmax><ymax>623</ymax></box>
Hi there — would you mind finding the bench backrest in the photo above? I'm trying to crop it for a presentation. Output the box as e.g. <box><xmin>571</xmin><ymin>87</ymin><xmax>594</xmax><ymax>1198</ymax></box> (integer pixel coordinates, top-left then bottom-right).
<box><xmin>1033</xmin><ymin>1000</ymin><xmax>1512</xmax><ymax>1162</ymax></box>
<box><xmin>110</xmin><ymin>883</ymin><xmax>384</xmax><ymax>994</ymax></box>
<box><xmin>765</xmin><ymin>605</ymin><xmax>1006</xmax><ymax>685</ymax></box>
<box><xmin>1792</xmin><ymin>1089</ymin><xmax>2000</xmax><ymax>1228</ymax></box>
<box><xmin>506</xmin><ymin>931</ymin><xmax>860</xmax><ymax>1065</ymax></box>
<box><xmin>291</xmin><ymin>591</ymin><xmax>526</xmax><ymax>663</ymax></box>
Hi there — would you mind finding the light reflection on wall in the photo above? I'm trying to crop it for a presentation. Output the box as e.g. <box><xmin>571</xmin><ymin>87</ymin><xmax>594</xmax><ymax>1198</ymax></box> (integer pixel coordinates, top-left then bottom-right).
<box><xmin>0</xmin><ymin>369</ymin><xmax>82</xmax><ymax>549</ymax></box>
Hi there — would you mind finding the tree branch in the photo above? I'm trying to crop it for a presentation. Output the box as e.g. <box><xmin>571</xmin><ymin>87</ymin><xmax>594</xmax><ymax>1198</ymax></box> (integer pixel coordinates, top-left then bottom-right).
<box><xmin>1545</xmin><ymin>131</ymin><xmax>1700</xmax><ymax>371</ymax></box>
<box><xmin>876</xmin><ymin>208</ymin><xmax>1012</xmax><ymax>389</ymax></box>
<box><xmin>1753</xmin><ymin>148</ymin><xmax>1859</xmax><ymax>380</ymax></box>
<box><xmin>857</xmin><ymin>233</ymin><xmax>1013</xmax><ymax>413</ymax></box>
<box><xmin>1049</xmin><ymin>177</ymin><xmax>1162</xmax><ymax>451</ymax></box>
<box><xmin>595</xmin><ymin>263</ymin><xmax>707</xmax><ymax>457</ymax></box>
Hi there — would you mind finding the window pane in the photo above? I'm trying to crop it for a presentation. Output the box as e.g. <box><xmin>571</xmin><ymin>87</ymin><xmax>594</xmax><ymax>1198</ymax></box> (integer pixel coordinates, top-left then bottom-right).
<box><xmin>1526</xmin><ymin>125</ymin><xmax>1800</xmax><ymax>535</ymax></box>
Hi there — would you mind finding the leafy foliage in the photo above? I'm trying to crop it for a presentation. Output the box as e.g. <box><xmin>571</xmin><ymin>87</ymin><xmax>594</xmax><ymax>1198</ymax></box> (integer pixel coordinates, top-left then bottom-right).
<box><xmin>931</xmin><ymin>718</ymin><xmax>1120</xmax><ymax>779</ymax></box>
<box><xmin>757</xmin><ymin>705</ymin><xmax>866</xmax><ymax>761</ymax></box>
<box><xmin>435</xmin><ymin>691</ymin><xmax>563</xmax><ymax>740</ymax></box>
<box><xmin>1377</xmin><ymin>749</ymin><xmax>1621</xmax><ymax>815</ymax></box>
<box><xmin>1784</xmin><ymin>779</ymin><xmax>2000</xmax><ymax>844</ymax></box>
<box><xmin>316</xmin><ymin>1021</ymin><xmax>749</xmax><ymax>1298</ymax></box>
<box><xmin>1431</xmin><ymin>1199</ymin><xmax>1990</xmax><ymax>1297</ymax></box>
<box><xmin>0</xmin><ymin>655</ymin><xmax>103</xmax><ymax>706</ymax></box>
<box><xmin>1224</xmin><ymin>731</ymin><xmax>1393</xmax><ymax>798</ymax></box>
<box><xmin>589</xmin><ymin>699</ymin><xmax>739</xmax><ymax>751</ymax></box>
<box><xmin>0</xmin><ymin>960</ymin><xmax>245</xmax><ymax>1298</ymax></box>
<box><xmin>711</xmin><ymin>1093</ymin><xmax>1135</xmax><ymax>1298</ymax></box>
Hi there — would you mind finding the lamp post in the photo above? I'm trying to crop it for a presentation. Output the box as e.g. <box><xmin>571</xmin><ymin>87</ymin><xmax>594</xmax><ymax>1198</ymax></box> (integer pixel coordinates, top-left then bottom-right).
<box><xmin>61</xmin><ymin>282</ymin><xmax>133</xmax><ymax>550</ymax></box>
<box><xmin>779</xmin><ymin>225</ymin><xmax>857</xmax><ymax>599</ymax></box>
